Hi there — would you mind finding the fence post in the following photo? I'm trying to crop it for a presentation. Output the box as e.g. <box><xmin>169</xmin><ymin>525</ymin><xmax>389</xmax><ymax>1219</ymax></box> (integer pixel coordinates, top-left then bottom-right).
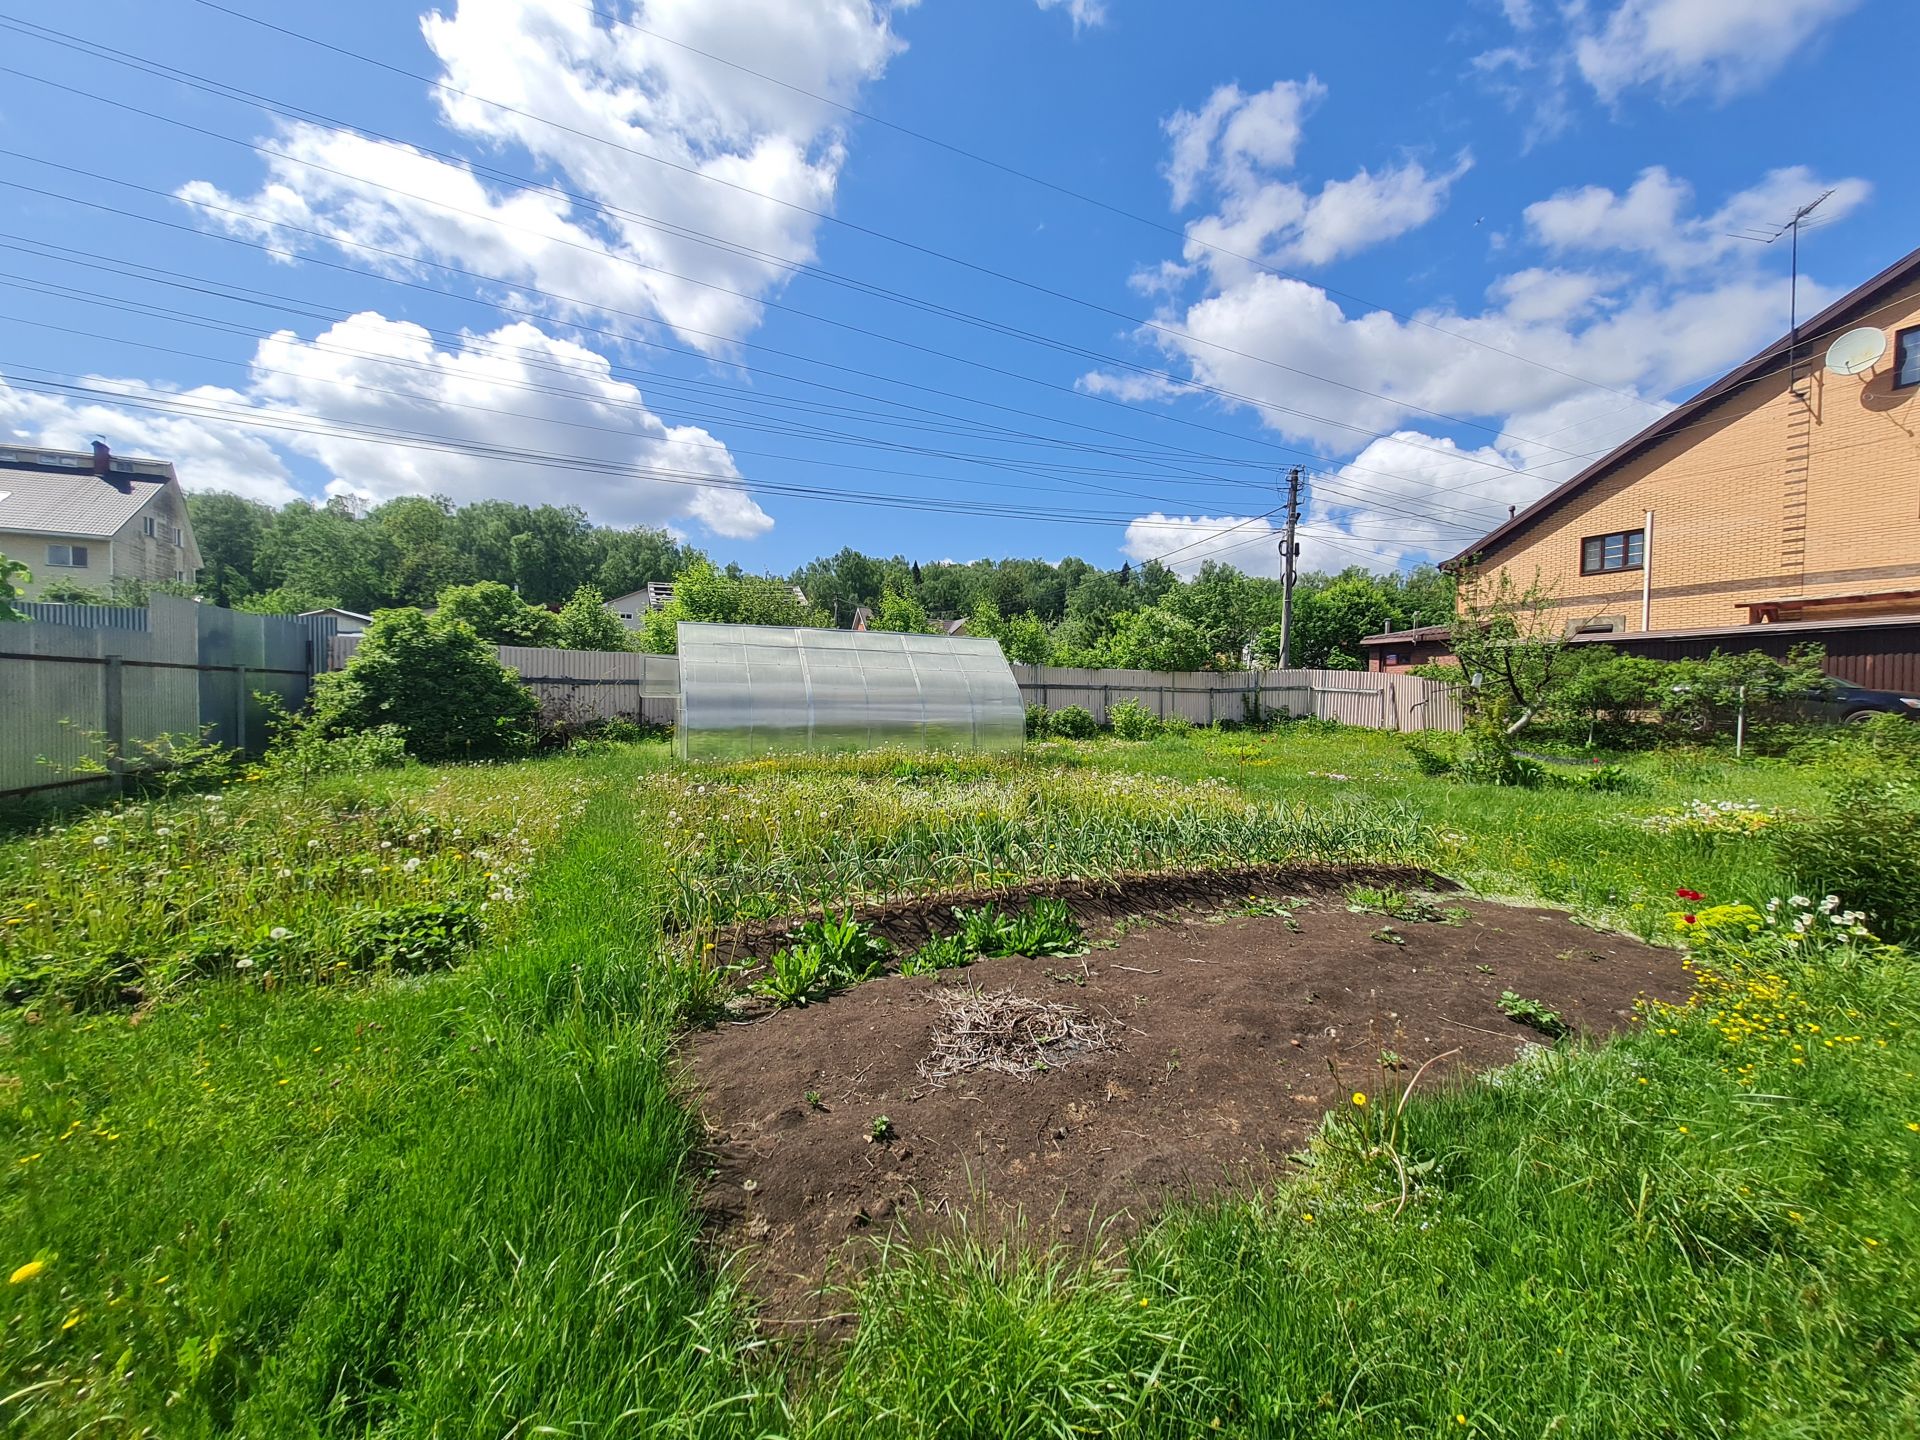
<box><xmin>236</xmin><ymin>665</ymin><xmax>249</xmax><ymax>753</ymax></box>
<box><xmin>103</xmin><ymin>654</ymin><xmax>125</xmax><ymax>795</ymax></box>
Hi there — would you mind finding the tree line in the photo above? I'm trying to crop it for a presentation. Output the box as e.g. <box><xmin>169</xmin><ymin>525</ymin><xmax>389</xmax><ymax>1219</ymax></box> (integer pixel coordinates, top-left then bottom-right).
<box><xmin>24</xmin><ymin>492</ymin><xmax>1457</xmax><ymax>669</ymax></box>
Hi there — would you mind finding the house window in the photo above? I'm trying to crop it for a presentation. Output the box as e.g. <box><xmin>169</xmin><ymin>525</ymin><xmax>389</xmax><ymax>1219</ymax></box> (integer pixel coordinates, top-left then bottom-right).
<box><xmin>1580</xmin><ymin>528</ymin><xmax>1644</xmax><ymax>574</ymax></box>
<box><xmin>46</xmin><ymin>544</ymin><xmax>89</xmax><ymax>567</ymax></box>
<box><xmin>143</xmin><ymin>516</ymin><xmax>157</xmax><ymax>536</ymax></box>
<box><xmin>1896</xmin><ymin>326</ymin><xmax>1920</xmax><ymax>390</ymax></box>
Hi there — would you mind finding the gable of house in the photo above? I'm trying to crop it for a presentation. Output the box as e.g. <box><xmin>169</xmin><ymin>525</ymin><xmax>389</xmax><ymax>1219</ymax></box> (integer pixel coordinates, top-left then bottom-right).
<box><xmin>1449</xmin><ymin>245</ymin><xmax>1920</xmax><ymax>634</ymax></box>
<box><xmin>0</xmin><ymin>447</ymin><xmax>202</xmax><ymax>595</ymax></box>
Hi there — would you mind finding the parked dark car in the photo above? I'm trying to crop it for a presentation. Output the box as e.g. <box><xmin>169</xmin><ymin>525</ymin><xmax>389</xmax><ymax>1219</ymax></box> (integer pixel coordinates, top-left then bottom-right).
<box><xmin>1813</xmin><ymin>679</ymin><xmax>1920</xmax><ymax>723</ymax></box>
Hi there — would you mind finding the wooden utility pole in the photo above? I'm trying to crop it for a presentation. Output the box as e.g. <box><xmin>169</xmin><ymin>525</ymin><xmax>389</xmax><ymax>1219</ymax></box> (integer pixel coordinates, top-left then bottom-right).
<box><xmin>1277</xmin><ymin>466</ymin><xmax>1302</xmax><ymax>667</ymax></box>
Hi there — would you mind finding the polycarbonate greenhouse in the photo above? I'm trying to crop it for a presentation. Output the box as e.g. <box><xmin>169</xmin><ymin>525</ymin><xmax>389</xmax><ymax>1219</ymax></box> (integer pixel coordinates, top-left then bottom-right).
<box><xmin>674</xmin><ymin>622</ymin><xmax>1025</xmax><ymax>760</ymax></box>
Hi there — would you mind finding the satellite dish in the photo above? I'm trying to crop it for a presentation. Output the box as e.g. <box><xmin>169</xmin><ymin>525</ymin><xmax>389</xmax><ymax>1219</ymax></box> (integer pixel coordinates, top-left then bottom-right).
<box><xmin>1824</xmin><ymin>326</ymin><xmax>1886</xmax><ymax>376</ymax></box>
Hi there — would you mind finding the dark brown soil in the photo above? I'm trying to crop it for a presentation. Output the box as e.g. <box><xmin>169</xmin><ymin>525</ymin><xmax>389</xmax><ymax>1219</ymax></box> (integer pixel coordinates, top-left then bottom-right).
<box><xmin>688</xmin><ymin>895</ymin><xmax>1685</xmax><ymax>1327</ymax></box>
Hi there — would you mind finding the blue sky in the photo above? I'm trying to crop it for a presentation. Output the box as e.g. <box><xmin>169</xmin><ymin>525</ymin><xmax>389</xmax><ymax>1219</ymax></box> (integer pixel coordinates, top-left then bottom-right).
<box><xmin>0</xmin><ymin>0</ymin><xmax>1911</xmax><ymax>580</ymax></box>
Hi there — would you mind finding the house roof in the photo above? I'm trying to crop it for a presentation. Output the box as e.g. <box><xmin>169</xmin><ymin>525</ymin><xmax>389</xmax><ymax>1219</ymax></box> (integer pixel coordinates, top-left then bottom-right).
<box><xmin>0</xmin><ymin>450</ymin><xmax>180</xmax><ymax>539</ymax></box>
<box><xmin>1358</xmin><ymin>624</ymin><xmax>1453</xmax><ymax>647</ymax></box>
<box><xmin>1447</xmin><ymin>243</ymin><xmax>1920</xmax><ymax>570</ymax></box>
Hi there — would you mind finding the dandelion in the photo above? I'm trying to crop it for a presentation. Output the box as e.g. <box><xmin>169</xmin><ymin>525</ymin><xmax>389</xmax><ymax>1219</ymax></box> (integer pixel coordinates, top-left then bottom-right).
<box><xmin>234</xmin><ymin>957</ymin><xmax>255</xmax><ymax>971</ymax></box>
<box><xmin>91</xmin><ymin>835</ymin><xmax>110</xmax><ymax>847</ymax></box>
<box><xmin>62</xmin><ymin>1311</ymin><xmax>81</xmax><ymax>1331</ymax></box>
<box><xmin>9</xmin><ymin>1259</ymin><xmax>47</xmax><ymax>1284</ymax></box>
<box><xmin>1351</xmin><ymin>1092</ymin><xmax>1368</xmax><ymax>1107</ymax></box>
<box><xmin>269</xmin><ymin>926</ymin><xmax>291</xmax><ymax>941</ymax></box>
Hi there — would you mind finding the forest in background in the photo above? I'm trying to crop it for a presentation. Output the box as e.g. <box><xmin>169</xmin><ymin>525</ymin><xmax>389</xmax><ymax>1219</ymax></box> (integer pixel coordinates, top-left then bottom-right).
<box><xmin>22</xmin><ymin>492</ymin><xmax>1456</xmax><ymax>670</ymax></box>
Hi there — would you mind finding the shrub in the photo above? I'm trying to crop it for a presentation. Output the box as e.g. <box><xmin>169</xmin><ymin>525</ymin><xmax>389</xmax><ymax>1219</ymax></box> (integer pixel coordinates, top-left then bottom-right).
<box><xmin>1453</xmin><ymin>715</ymin><xmax>1543</xmax><ymax>788</ymax></box>
<box><xmin>259</xmin><ymin>694</ymin><xmax>410</xmax><ymax>783</ymax></box>
<box><xmin>1108</xmin><ymin>698</ymin><xmax>1161</xmax><ymax>741</ymax></box>
<box><xmin>1573</xmin><ymin>762</ymin><xmax>1640</xmax><ymax>793</ymax></box>
<box><xmin>1024</xmin><ymin>703</ymin><xmax>1051</xmax><ymax>739</ymax></box>
<box><xmin>1773</xmin><ymin>777</ymin><xmax>1920</xmax><ymax>944</ymax></box>
<box><xmin>310</xmin><ymin>609</ymin><xmax>540</xmax><ymax>761</ymax></box>
<box><xmin>553</xmin><ymin>583</ymin><xmax>633</xmax><ymax>651</ymax></box>
<box><xmin>433</xmin><ymin>581</ymin><xmax>560</xmax><ymax>647</ymax></box>
<box><xmin>1047</xmin><ymin>705</ymin><xmax>1097</xmax><ymax>740</ymax></box>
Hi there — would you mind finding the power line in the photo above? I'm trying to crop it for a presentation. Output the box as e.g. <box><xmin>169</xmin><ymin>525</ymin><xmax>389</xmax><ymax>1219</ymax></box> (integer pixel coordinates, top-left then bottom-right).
<box><xmin>0</xmin><ymin>58</ymin><xmax>1597</xmax><ymax>486</ymax></box>
<box><xmin>0</xmin><ymin>173</ymin><xmax>1557</xmax><ymax>532</ymax></box>
<box><xmin>0</xmin><ymin>26</ymin><xmax>1605</xmax><ymax>465</ymax></box>
<box><xmin>182</xmin><ymin>0</ymin><xmax>1668</xmax><ymax>413</ymax></box>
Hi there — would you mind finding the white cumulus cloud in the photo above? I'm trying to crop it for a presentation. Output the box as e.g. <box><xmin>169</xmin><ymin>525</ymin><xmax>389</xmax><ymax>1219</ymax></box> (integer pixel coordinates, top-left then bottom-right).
<box><xmin>1574</xmin><ymin>0</ymin><xmax>1864</xmax><ymax>102</ymax></box>
<box><xmin>179</xmin><ymin>0</ymin><xmax>909</xmax><ymax>352</ymax></box>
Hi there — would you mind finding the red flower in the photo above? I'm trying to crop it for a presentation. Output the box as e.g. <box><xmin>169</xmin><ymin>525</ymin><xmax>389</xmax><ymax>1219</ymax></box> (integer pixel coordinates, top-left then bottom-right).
<box><xmin>1683</xmin><ymin>914</ymin><xmax>1697</xmax><ymax>925</ymax></box>
<box><xmin>1675</xmin><ymin>888</ymin><xmax>1704</xmax><ymax>902</ymax></box>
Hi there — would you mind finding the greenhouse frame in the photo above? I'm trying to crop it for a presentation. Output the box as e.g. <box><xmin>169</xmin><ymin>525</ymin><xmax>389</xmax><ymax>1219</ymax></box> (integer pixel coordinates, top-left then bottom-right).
<box><xmin>674</xmin><ymin>622</ymin><xmax>1026</xmax><ymax>760</ymax></box>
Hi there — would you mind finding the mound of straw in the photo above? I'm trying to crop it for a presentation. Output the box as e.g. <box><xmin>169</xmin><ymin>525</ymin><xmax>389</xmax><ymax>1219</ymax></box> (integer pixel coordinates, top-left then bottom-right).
<box><xmin>919</xmin><ymin>986</ymin><xmax>1114</xmax><ymax>1081</ymax></box>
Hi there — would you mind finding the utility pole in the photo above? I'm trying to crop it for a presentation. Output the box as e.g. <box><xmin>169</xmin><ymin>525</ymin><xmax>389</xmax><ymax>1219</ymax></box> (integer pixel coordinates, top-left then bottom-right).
<box><xmin>1277</xmin><ymin>466</ymin><xmax>1302</xmax><ymax>668</ymax></box>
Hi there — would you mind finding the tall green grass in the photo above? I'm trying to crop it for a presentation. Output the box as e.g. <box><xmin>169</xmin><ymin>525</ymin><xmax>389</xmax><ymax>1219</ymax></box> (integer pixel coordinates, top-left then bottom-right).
<box><xmin>6</xmin><ymin>727</ymin><xmax>1917</xmax><ymax>1436</ymax></box>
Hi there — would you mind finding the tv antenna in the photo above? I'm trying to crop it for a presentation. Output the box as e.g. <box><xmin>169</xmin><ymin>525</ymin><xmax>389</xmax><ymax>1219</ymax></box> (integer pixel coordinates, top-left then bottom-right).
<box><xmin>1728</xmin><ymin>189</ymin><xmax>1833</xmax><ymax>401</ymax></box>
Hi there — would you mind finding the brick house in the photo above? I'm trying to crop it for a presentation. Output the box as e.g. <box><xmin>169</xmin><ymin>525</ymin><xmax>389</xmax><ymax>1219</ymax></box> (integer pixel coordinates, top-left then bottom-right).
<box><xmin>1392</xmin><ymin>244</ymin><xmax>1920</xmax><ymax>683</ymax></box>
<box><xmin>0</xmin><ymin>443</ymin><xmax>201</xmax><ymax>598</ymax></box>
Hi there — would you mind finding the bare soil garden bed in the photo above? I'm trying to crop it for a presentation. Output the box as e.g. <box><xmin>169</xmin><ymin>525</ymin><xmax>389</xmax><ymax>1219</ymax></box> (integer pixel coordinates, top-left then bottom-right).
<box><xmin>689</xmin><ymin>894</ymin><xmax>1686</xmax><ymax>1327</ymax></box>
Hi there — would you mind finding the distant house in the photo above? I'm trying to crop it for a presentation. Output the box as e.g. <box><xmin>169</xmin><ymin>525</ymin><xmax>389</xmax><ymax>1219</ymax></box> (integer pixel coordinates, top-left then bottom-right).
<box><xmin>604</xmin><ymin>580</ymin><xmax>678</xmax><ymax>630</ymax></box>
<box><xmin>0</xmin><ymin>443</ymin><xmax>201</xmax><ymax>598</ymax></box>
<box><xmin>298</xmin><ymin>607</ymin><xmax>373</xmax><ymax>634</ymax></box>
<box><xmin>1358</xmin><ymin>624</ymin><xmax>1452</xmax><ymax>673</ymax></box>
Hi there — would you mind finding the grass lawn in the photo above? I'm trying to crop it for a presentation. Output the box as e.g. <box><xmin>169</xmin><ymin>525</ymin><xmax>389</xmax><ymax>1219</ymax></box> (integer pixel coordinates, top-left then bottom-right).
<box><xmin>4</xmin><ymin>727</ymin><xmax>1917</xmax><ymax>1436</ymax></box>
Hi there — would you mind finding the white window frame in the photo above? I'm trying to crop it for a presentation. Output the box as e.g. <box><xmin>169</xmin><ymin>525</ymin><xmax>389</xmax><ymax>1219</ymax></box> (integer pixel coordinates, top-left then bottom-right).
<box><xmin>46</xmin><ymin>543</ymin><xmax>90</xmax><ymax>567</ymax></box>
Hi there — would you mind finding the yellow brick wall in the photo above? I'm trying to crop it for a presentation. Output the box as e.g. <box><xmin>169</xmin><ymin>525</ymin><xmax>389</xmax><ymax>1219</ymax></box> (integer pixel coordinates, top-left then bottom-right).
<box><xmin>1473</xmin><ymin>275</ymin><xmax>1920</xmax><ymax>632</ymax></box>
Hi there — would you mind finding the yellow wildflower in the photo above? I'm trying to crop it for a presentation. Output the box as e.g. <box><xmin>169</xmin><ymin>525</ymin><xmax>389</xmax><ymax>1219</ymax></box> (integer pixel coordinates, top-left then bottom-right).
<box><xmin>1352</xmin><ymin>1092</ymin><xmax>1368</xmax><ymax>1107</ymax></box>
<box><xmin>10</xmin><ymin>1260</ymin><xmax>47</xmax><ymax>1284</ymax></box>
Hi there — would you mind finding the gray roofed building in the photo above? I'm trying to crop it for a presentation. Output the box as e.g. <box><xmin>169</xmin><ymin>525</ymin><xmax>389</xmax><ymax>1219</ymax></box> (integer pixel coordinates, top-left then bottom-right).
<box><xmin>0</xmin><ymin>443</ymin><xmax>203</xmax><ymax>598</ymax></box>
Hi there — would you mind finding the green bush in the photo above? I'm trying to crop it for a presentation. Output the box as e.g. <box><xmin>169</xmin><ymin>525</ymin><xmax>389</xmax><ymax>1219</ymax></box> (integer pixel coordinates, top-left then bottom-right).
<box><xmin>1774</xmin><ymin>777</ymin><xmax>1920</xmax><ymax>944</ymax></box>
<box><xmin>1024</xmin><ymin>703</ymin><xmax>1051</xmax><ymax>739</ymax></box>
<box><xmin>1453</xmin><ymin>716</ymin><xmax>1544</xmax><ymax>788</ymax></box>
<box><xmin>259</xmin><ymin>694</ymin><xmax>410</xmax><ymax>782</ymax></box>
<box><xmin>1108</xmin><ymin>698</ymin><xmax>1161</xmax><ymax>741</ymax></box>
<box><xmin>433</xmin><ymin>581</ymin><xmax>560</xmax><ymax>647</ymax></box>
<box><xmin>311</xmin><ymin>609</ymin><xmax>540</xmax><ymax>761</ymax></box>
<box><xmin>1047</xmin><ymin>705</ymin><xmax>1097</xmax><ymax>740</ymax></box>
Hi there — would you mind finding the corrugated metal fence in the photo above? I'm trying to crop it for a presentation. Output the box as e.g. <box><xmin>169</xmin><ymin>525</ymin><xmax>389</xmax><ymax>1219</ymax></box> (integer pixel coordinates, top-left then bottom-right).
<box><xmin>0</xmin><ymin>598</ymin><xmax>335</xmax><ymax>799</ymax></box>
<box><xmin>323</xmin><ymin>638</ymin><xmax>1461</xmax><ymax>736</ymax></box>
<box><xmin>1009</xmin><ymin>664</ymin><xmax>1464</xmax><ymax>732</ymax></box>
<box><xmin>328</xmin><ymin>634</ymin><xmax>681</xmax><ymax>727</ymax></box>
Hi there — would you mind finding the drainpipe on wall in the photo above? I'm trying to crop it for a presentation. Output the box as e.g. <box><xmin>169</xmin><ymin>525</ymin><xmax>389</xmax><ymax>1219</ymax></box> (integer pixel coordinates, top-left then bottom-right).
<box><xmin>1641</xmin><ymin>508</ymin><xmax>1654</xmax><ymax>631</ymax></box>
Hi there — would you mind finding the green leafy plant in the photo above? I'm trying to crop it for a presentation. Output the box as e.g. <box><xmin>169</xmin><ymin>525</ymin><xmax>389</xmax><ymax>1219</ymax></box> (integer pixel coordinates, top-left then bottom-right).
<box><xmin>1004</xmin><ymin>897</ymin><xmax>1085</xmax><ymax>957</ymax></box>
<box><xmin>1346</xmin><ymin>885</ymin><xmax>1464</xmax><ymax>925</ymax></box>
<box><xmin>310</xmin><ymin>609</ymin><xmax>540</xmax><ymax>761</ymax></box>
<box><xmin>1371</xmin><ymin>925</ymin><xmax>1405</xmax><ymax>945</ymax></box>
<box><xmin>1774</xmin><ymin>775</ymin><xmax>1920</xmax><ymax>945</ymax></box>
<box><xmin>756</xmin><ymin>914</ymin><xmax>892</xmax><ymax>1005</ymax></box>
<box><xmin>758</xmin><ymin>943</ymin><xmax>831</xmax><ymax>1007</ymax></box>
<box><xmin>868</xmin><ymin>1114</ymin><xmax>894</xmax><ymax>1143</ymax></box>
<box><xmin>1046</xmin><ymin>705</ymin><xmax>1098</xmax><ymax>740</ymax></box>
<box><xmin>1403</xmin><ymin>732</ymin><xmax>1458</xmax><ymax>777</ymax></box>
<box><xmin>0</xmin><ymin>551</ymin><xmax>30</xmax><ymax>621</ymax></box>
<box><xmin>1023</xmin><ymin>703</ymin><xmax>1051</xmax><ymax>739</ymax></box>
<box><xmin>901</xmin><ymin>933</ymin><xmax>970</xmax><ymax>976</ymax></box>
<box><xmin>1108</xmin><ymin>698</ymin><xmax>1161</xmax><ymax>742</ymax></box>
<box><xmin>1498</xmin><ymin>989</ymin><xmax>1569</xmax><ymax>1039</ymax></box>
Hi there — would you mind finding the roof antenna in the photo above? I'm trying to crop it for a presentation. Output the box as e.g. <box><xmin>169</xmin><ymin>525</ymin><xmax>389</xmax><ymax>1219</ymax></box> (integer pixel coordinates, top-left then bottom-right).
<box><xmin>1727</xmin><ymin>189</ymin><xmax>1833</xmax><ymax>403</ymax></box>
